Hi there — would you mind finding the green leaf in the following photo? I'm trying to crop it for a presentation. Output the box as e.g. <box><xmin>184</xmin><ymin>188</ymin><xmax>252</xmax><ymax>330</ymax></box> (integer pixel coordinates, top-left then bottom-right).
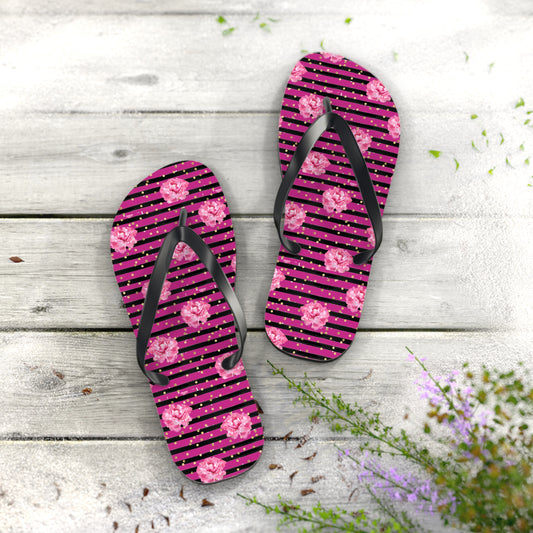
<box><xmin>345</xmin><ymin>17</ymin><xmax>352</xmax><ymax>24</ymax></box>
<box><xmin>268</xmin><ymin>17</ymin><xmax>280</xmax><ymax>23</ymax></box>
<box><xmin>259</xmin><ymin>22</ymin><xmax>271</xmax><ymax>32</ymax></box>
<box><xmin>464</xmin><ymin>51</ymin><xmax>469</xmax><ymax>62</ymax></box>
<box><xmin>471</xmin><ymin>114</ymin><xmax>478</xmax><ymax>119</ymax></box>
<box><xmin>520</xmin><ymin>143</ymin><xmax>525</xmax><ymax>151</ymax></box>
<box><xmin>454</xmin><ymin>158</ymin><xmax>460</xmax><ymax>171</ymax></box>
<box><xmin>320</xmin><ymin>39</ymin><xmax>325</xmax><ymax>50</ymax></box>
<box><xmin>393</xmin><ymin>51</ymin><xmax>398</xmax><ymax>62</ymax></box>
<box><xmin>482</xmin><ymin>129</ymin><xmax>487</xmax><ymax>137</ymax></box>
<box><xmin>499</xmin><ymin>133</ymin><xmax>504</xmax><ymax>145</ymax></box>
<box><xmin>429</xmin><ymin>150</ymin><xmax>441</xmax><ymax>158</ymax></box>
<box><xmin>300</xmin><ymin>49</ymin><xmax>308</xmax><ymax>54</ymax></box>
<box><xmin>488</xmin><ymin>167</ymin><xmax>495</xmax><ymax>175</ymax></box>
<box><xmin>216</xmin><ymin>15</ymin><xmax>227</xmax><ymax>24</ymax></box>
<box><xmin>524</xmin><ymin>119</ymin><xmax>531</xmax><ymax>125</ymax></box>
<box><xmin>525</xmin><ymin>158</ymin><xmax>530</xmax><ymax>165</ymax></box>
<box><xmin>472</xmin><ymin>140</ymin><xmax>479</xmax><ymax>151</ymax></box>
<box><xmin>488</xmin><ymin>62</ymin><xmax>495</xmax><ymax>72</ymax></box>
<box><xmin>506</xmin><ymin>156</ymin><xmax>513</xmax><ymax>168</ymax></box>
<box><xmin>515</xmin><ymin>97</ymin><xmax>525</xmax><ymax>108</ymax></box>
<box><xmin>222</xmin><ymin>27</ymin><xmax>235</xmax><ymax>36</ymax></box>
<box><xmin>252</xmin><ymin>12</ymin><xmax>260</xmax><ymax>21</ymax></box>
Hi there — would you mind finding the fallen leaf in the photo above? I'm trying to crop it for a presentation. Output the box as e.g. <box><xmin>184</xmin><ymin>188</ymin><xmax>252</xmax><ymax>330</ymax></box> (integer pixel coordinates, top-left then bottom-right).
<box><xmin>345</xmin><ymin>17</ymin><xmax>352</xmax><ymax>24</ymax></box>
<box><xmin>255</xmin><ymin>400</ymin><xmax>264</xmax><ymax>414</ymax></box>
<box><xmin>311</xmin><ymin>475</ymin><xmax>325</xmax><ymax>483</ymax></box>
<box><xmin>201</xmin><ymin>499</ymin><xmax>214</xmax><ymax>507</ymax></box>
<box><xmin>283</xmin><ymin>431</ymin><xmax>293</xmax><ymax>441</ymax></box>
<box><xmin>125</xmin><ymin>502</ymin><xmax>131</xmax><ymax>512</ymax></box>
<box><xmin>135</xmin><ymin>526</ymin><xmax>139</xmax><ymax>533</ymax></box>
<box><xmin>142</xmin><ymin>488</ymin><xmax>149</xmax><ymax>499</ymax></box>
<box><xmin>516</xmin><ymin>97</ymin><xmax>525</xmax><ymax>108</ymax></box>
<box><xmin>106</xmin><ymin>506</ymin><xmax>111</xmax><ymax>515</ymax></box>
<box><xmin>53</xmin><ymin>370</ymin><xmax>64</xmax><ymax>380</ymax></box>
<box><xmin>404</xmin><ymin>413</ymin><xmax>409</xmax><ymax>420</ymax></box>
<box><xmin>151</xmin><ymin>520</ymin><xmax>154</xmax><ymax>529</ymax></box>
<box><xmin>163</xmin><ymin>516</ymin><xmax>170</xmax><ymax>526</ymax></box>
<box><xmin>470</xmin><ymin>114</ymin><xmax>478</xmax><ymax>119</ymax></box>
<box><xmin>82</xmin><ymin>388</ymin><xmax>92</xmax><ymax>395</ymax></box>
<box><xmin>216</xmin><ymin>15</ymin><xmax>226</xmax><ymax>24</ymax></box>
<box><xmin>113</xmin><ymin>522</ymin><xmax>118</xmax><ymax>531</ymax></box>
<box><xmin>428</xmin><ymin>150</ymin><xmax>441</xmax><ymax>158</ymax></box>
<box><xmin>301</xmin><ymin>489</ymin><xmax>315</xmax><ymax>496</ymax></box>
<box><xmin>303</xmin><ymin>452</ymin><xmax>317</xmax><ymax>461</ymax></box>
<box><xmin>179</xmin><ymin>486</ymin><xmax>186</xmax><ymax>501</ymax></box>
<box><xmin>269</xmin><ymin>464</ymin><xmax>283</xmax><ymax>470</ymax></box>
<box><xmin>295</xmin><ymin>435</ymin><xmax>309</xmax><ymax>449</ymax></box>
<box><xmin>289</xmin><ymin>471</ymin><xmax>298</xmax><ymax>483</ymax></box>
<box><xmin>9</xmin><ymin>256</ymin><xmax>24</xmax><ymax>263</ymax></box>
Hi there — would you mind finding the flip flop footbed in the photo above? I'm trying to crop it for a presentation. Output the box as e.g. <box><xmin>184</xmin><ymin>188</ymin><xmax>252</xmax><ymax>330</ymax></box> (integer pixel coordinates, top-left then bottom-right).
<box><xmin>265</xmin><ymin>52</ymin><xmax>400</xmax><ymax>362</ymax></box>
<box><xmin>110</xmin><ymin>160</ymin><xmax>263</xmax><ymax>483</ymax></box>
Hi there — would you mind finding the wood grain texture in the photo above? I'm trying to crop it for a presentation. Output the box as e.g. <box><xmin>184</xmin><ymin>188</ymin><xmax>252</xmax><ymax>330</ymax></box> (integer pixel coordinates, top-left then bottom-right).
<box><xmin>3</xmin><ymin>217</ymin><xmax>531</xmax><ymax>331</ymax></box>
<box><xmin>1</xmin><ymin>112</ymin><xmax>531</xmax><ymax>217</ymax></box>
<box><xmin>0</xmin><ymin>11</ymin><xmax>531</xmax><ymax>114</ymax></box>
<box><xmin>0</xmin><ymin>330</ymin><xmax>530</xmax><ymax>439</ymax></box>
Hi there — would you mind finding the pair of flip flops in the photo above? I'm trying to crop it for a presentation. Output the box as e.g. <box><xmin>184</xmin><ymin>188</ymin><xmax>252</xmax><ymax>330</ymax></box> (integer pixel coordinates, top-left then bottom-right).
<box><xmin>110</xmin><ymin>52</ymin><xmax>400</xmax><ymax>484</ymax></box>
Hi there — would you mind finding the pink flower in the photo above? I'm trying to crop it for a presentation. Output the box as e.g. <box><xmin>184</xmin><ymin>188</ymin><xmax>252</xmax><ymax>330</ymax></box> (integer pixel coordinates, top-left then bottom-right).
<box><xmin>346</xmin><ymin>285</ymin><xmax>366</xmax><ymax>312</ymax></box>
<box><xmin>160</xmin><ymin>178</ymin><xmax>189</xmax><ymax>203</ymax></box>
<box><xmin>351</xmin><ymin>127</ymin><xmax>372</xmax><ymax>156</ymax></box>
<box><xmin>172</xmin><ymin>242</ymin><xmax>196</xmax><ymax>263</ymax></box>
<box><xmin>301</xmin><ymin>151</ymin><xmax>331</xmax><ymax>176</ymax></box>
<box><xmin>284</xmin><ymin>202</ymin><xmax>306</xmax><ymax>231</ymax></box>
<box><xmin>197</xmin><ymin>456</ymin><xmax>227</xmax><ymax>484</ymax></box>
<box><xmin>162</xmin><ymin>402</ymin><xmax>192</xmax><ymax>433</ymax></box>
<box><xmin>300</xmin><ymin>301</ymin><xmax>329</xmax><ymax>330</ymax></box>
<box><xmin>266</xmin><ymin>326</ymin><xmax>288</xmax><ymax>349</ymax></box>
<box><xmin>322</xmin><ymin>187</ymin><xmax>351</xmax><ymax>214</ymax></box>
<box><xmin>221</xmin><ymin>411</ymin><xmax>252</xmax><ymax>440</ymax></box>
<box><xmin>231</xmin><ymin>255</ymin><xmax>236</xmax><ymax>271</ymax></box>
<box><xmin>270</xmin><ymin>268</ymin><xmax>285</xmax><ymax>291</ymax></box>
<box><xmin>289</xmin><ymin>62</ymin><xmax>307</xmax><ymax>82</ymax></box>
<box><xmin>198</xmin><ymin>199</ymin><xmax>226</xmax><ymax>227</ymax></box>
<box><xmin>367</xmin><ymin>227</ymin><xmax>376</xmax><ymax>247</ymax></box>
<box><xmin>215</xmin><ymin>353</ymin><xmax>245</xmax><ymax>380</ymax></box>
<box><xmin>142</xmin><ymin>279</ymin><xmax>172</xmax><ymax>301</ymax></box>
<box><xmin>110</xmin><ymin>225</ymin><xmax>138</xmax><ymax>254</ymax></box>
<box><xmin>388</xmin><ymin>114</ymin><xmax>400</xmax><ymax>140</ymax></box>
<box><xmin>279</xmin><ymin>115</ymin><xmax>284</xmax><ymax>128</ymax></box>
<box><xmin>366</xmin><ymin>79</ymin><xmax>391</xmax><ymax>103</ymax></box>
<box><xmin>298</xmin><ymin>93</ymin><xmax>325</xmax><ymax>120</ymax></box>
<box><xmin>321</xmin><ymin>52</ymin><xmax>343</xmax><ymax>63</ymax></box>
<box><xmin>148</xmin><ymin>336</ymin><xmax>180</xmax><ymax>364</ymax></box>
<box><xmin>324</xmin><ymin>247</ymin><xmax>353</xmax><ymax>273</ymax></box>
<box><xmin>180</xmin><ymin>299</ymin><xmax>211</xmax><ymax>329</ymax></box>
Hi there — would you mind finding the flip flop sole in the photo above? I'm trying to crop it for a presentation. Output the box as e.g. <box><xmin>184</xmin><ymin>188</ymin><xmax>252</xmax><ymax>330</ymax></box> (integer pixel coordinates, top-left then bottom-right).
<box><xmin>111</xmin><ymin>160</ymin><xmax>263</xmax><ymax>483</ymax></box>
<box><xmin>265</xmin><ymin>53</ymin><xmax>400</xmax><ymax>362</ymax></box>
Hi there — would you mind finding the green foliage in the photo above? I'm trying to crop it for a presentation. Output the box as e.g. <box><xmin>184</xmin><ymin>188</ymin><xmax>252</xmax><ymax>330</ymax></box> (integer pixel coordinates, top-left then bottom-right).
<box><xmin>428</xmin><ymin>150</ymin><xmax>441</xmax><ymax>158</ymax></box>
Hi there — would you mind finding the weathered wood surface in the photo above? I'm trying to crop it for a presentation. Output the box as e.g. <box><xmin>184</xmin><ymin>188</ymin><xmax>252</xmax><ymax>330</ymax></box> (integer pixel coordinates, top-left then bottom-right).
<box><xmin>3</xmin><ymin>217</ymin><xmax>531</xmax><ymax>331</ymax></box>
<box><xmin>0</xmin><ymin>330</ymin><xmax>530</xmax><ymax>439</ymax></box>
<box><xmin>1</xmin><ymin>112</ymin><xmax>531</xmax><ymax>217</ymax></box>
<box><xmin>0</xmin><ymin>13</ymin><xmax>531</xmax><ymax>114</ymax></box>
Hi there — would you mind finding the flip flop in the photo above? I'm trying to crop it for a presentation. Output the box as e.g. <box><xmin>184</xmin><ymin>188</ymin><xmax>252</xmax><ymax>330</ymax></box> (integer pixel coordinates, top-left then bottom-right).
<box><xmin>110</xmin><ymin>160</ymin><xmax>264</xmax><ymax>483</ymax></box>
<box><xmin>265</xmin><ymin>52</ymin><xmax>400</xmax><ymax>362</ymax></box>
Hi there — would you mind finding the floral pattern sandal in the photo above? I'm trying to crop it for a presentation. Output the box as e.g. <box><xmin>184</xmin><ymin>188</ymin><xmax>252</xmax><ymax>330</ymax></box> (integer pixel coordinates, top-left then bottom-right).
<box><xmin>110</xmin><ymin>160</ymin><xmax>263</xmax><ymax>483</ymax></box>
<box><xmin>265</xmin><ymin>52</ymin><xmax>400</xmax><ymax>362</ymax></box>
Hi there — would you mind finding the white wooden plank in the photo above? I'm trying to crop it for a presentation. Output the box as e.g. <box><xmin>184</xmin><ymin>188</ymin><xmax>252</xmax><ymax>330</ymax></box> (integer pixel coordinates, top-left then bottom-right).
<box><xmin>2</xmin><ymin>217</ymin><xmax>531</xmax><ymax>331</ymax></box>
<box><xmin>0</xmin><ymin>330</ymin><xmax>530</xmax><ymax>439</ymax></box>
<box><xmin>0</xmin><ymin>12</ymin><xmax>531</xmax><ymax>113</ymax></box>
<box><xmin>0</xmin><ymin>438</ymin><xmax>449</xmax><ymax>533</ymax></box>
<box><xmin>1</xmin><ymin>112</ymin><xmax>531</xmax><ymax>217</ymax></box>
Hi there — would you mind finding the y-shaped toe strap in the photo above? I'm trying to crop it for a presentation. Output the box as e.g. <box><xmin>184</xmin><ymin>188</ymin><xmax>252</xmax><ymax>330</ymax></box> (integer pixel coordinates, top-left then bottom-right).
<box><xmin>136</xmin><ymin>209</ymin><xmax>247</xmax><ymax>386</ymax></box>
<box><xmin>274</xmin><ymin>97</ymin><xmax>383</xmax><ymax>264</ymax></box>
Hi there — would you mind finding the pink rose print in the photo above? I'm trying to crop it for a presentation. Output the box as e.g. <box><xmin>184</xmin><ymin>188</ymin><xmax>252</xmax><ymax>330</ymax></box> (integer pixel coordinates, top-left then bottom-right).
<box><xmin>300</xmin><ymin>301</ymin><xmax>330</xmax><ymax>331</ymax></box>
<box><xmin>279</xmin><ymin>115</ymin><xmax>284</xmax><ymax>128</ymax></box>
<box><xmin>367</xmin><ymin>227</ymin><xmax>376</xmax><ymax>248</ymax></box>
<box><xmin>221</xmin><ymin>411</ymin><xmax>252</xmax><ymax>440</ymax></box>
<box><xmin>324</xmin><ymin>247</ymin><xmax>353</xmax><ymax>273</ymax></box>
<box><xmin>351</xmin><ymin>127</ymin><xmax>372</xmax><ymax>156</ymax></box>
<box><xmin>141</xmin><ymin>279</ymin><xmax>172</xmax><ymax>301</ymax></box>
<box><xmin>180</xmin><ymin>299</ymin><xmax>211</xmax><ymax>329</ymax></box>
<box><xmin>148</xmin><ymin>336</ymin><xmax>180</xmax><ymax>364</ymax></box>
<box><xmin>270</xmin><ymin>268</ymin><xmax>286</xmax><ymax>291</ymax></box>
<box><xmin>322</xmin><ymin>187</ymin><xmax>351</xmax><ymax>214</ymax></box>
<box><xmin>284</xmin><ymin>202</ymin><xmax>306</xmax><ymax>231</ymax></box>
<box><xmin>266</xmin><ymin>326</ymin><xmax>288</xmax><ymax>349</ymax></box>
<box><xmin>301</xmin><ymin>151</ymin><xmax>331</xmax><ymax>176</ymax></box>
<box><xmin>197</xmin><ymin>456</ymin><xmax>227</xmax><ymax>484</ymax></box>
<box><xmin>321</xmin><ymin>52</ymin><xmax>343</xmax><ymax>63</ymax></box>
<box><xmin>162</xmin><ymin>402</ymin><xmax>192</xmax><ymax>433</ymax></box>
<box><xmin>172</xmin><ymin>242</ymin><xmax>196</xmax><ymax>263</ymax></box>
<box><xmin>366</xmin><ymin>79</ymin><xmax>391</xmax><ymax>103</ymax></box>
<box><xmin>346</xmin><ymin>285</ymin><xmax>367</xmax><ymax>313</ymax></box>
<box><xmin>198</xmin><ymin>199</ymin><xmax>226</xmax><ymax>227</ymax></box>
<box><xmin>110</xmin><ymin>225</ymin><xmax>137</xmax><ymax>254</ymax></box>
<box><xmin>387</xmin><ymin>114</ymin><xmax>400</xmax><ymax>140</ymax></box>
<box><xmin>160</xmin><ymin>178</ymin><xmax>189</xmax><ymax>204</ymax></box>
<box><xmin>231</xmin><ymin>255</ymin><xmax>236</xmax><ymax>271</ymax></box>
<box><xmin>298</xmin><ymin>93</ymin><xmax>325</xmax><ymax>120</ymax></box>
<box><xmin>289</xmin><ymin>62</ymin><xmax>307</xmax><ymax>82</ymax></box>
<box><xmin>215</xmin><ymin>352</ymin><xmax>245</xmax><ymax>380</ymax></box>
